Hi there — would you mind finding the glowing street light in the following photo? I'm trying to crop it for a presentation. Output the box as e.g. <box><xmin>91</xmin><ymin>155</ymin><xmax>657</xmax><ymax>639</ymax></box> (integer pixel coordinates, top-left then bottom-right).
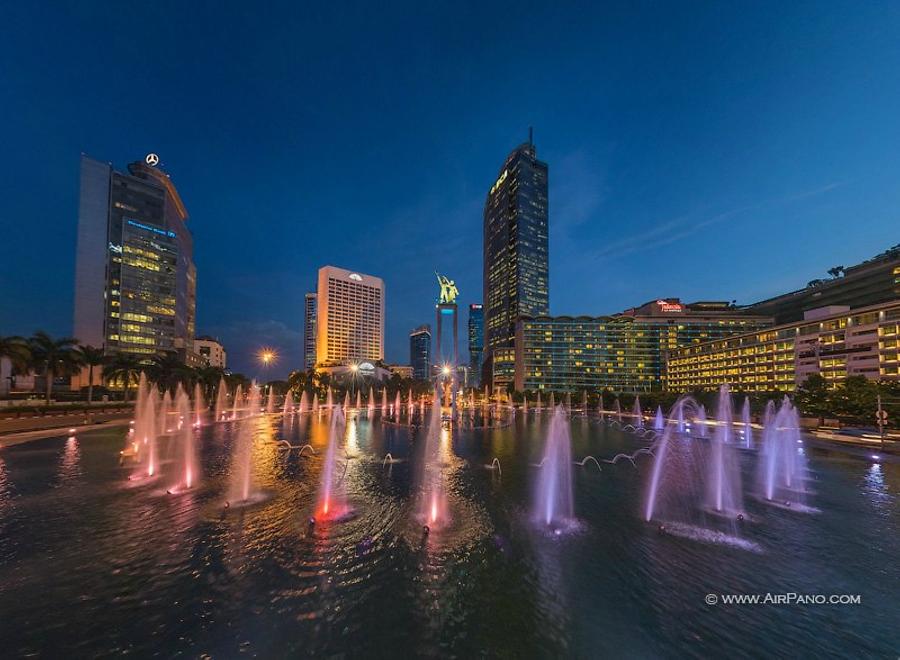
<box><xmin>441</xmin><ymin>364</ymin><xmax>451</xmax><ymax>376</ymax></box>
<box><xmin>258</xmin><ymin>348</ymin><xmax>277</xmax><ymax>367</ymax></box>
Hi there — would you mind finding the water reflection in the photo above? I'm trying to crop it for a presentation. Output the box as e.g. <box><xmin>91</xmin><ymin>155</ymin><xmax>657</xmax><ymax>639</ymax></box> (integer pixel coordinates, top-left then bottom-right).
<box><xmin>57</xmin><ymin>435</ymin><xmax>82</xmax><ymax>485</ymax></box>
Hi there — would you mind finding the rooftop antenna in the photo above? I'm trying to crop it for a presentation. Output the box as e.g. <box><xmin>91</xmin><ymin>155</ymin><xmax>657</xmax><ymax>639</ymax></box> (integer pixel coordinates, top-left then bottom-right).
<box><xmin>528</xmin><ymin>126</ymin><xmax>533</xmax><ymax>146</ymax></box>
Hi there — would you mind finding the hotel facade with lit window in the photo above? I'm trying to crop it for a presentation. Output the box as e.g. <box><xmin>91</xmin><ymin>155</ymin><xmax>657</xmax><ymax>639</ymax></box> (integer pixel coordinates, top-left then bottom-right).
<box><xmin>666</xmin><ymin>301</ymin><xmax>900</xmax><ymax>392</ymax></box>
<box><xmin>315</xmin><ymin>266</ymin><xmax>384</xmax><ymax>367</ymax></box>
<box><xmin>513</xmin><ymin>299</ymin><xmax>771</xmax><ymax>393</ymax></box>
<box><xmin>73</xmin><ymin>154</ymin><xmax>196</xmax><ymax>362</ymax></box>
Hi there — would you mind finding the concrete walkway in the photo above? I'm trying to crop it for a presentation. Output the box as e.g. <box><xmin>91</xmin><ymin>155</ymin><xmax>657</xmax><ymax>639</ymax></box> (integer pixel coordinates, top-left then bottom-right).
<box><xmin>0</xmin><ymin>416</ymin><xmax>132</xmax><ymax>449</ymax></box>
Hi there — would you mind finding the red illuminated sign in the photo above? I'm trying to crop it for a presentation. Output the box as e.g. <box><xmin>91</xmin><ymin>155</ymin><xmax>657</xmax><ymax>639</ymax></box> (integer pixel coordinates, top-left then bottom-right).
<box><xmin>656</xmin><ymin>300</ymin><xmax>684</xmax><ymax>313</ymax></box>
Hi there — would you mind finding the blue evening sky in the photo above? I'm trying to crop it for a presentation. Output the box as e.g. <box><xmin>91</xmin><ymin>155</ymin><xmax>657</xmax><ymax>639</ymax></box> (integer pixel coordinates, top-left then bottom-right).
<box><xmin>2</xmin><ymin>2</ymin><xmax>899</xmax><ymax>378</ymax></box>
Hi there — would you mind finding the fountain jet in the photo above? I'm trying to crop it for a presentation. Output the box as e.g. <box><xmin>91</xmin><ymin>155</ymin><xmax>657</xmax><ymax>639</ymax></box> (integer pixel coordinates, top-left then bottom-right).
<box><xmin>532</xmin><ymin>406</ymin><xmax>574</xmax><ymax>527</ymax></box>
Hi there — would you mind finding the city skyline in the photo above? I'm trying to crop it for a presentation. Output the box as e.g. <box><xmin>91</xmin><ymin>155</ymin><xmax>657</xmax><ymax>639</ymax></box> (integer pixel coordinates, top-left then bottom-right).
<box><xmin>3</xmin><ymin>4</ymin><xmax>900</xmax><ymax>377</ymax></box>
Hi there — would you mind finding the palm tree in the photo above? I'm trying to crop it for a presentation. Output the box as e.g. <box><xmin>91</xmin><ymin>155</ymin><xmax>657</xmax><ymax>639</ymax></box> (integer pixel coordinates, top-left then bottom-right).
<box><xmin>196</xmin><ymin>365</ymin><xmax>225</xmax><ymax>402</ymax></box>
<box><xmin>28</xmin><ymin>332</ymin><xmax>83</xmax><ymax>404</ymax></box>
<box><xmin>103</xmin><ymin>353</ymin><xmax>144</xmax><ymax>401</ymax></box>
<box><xmin>146</xmin><ymin>351</ymin><xmax>195</xmax><ymax>393</ymax></box>
<box><xmin>0</xmin><ymin>335</ymin><xmax>31</xmax><ymax>397</ymax></box>
<box><xmin>78</xmin><ymin>345</ymin><xmax>105</xmax><ymax>403</ymax></box>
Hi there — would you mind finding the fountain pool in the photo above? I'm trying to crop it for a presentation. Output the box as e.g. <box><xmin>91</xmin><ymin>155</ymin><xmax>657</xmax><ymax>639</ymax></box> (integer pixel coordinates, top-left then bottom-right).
<box><xmin>0</xmin><ymin>409</ymin><xmax>896</xmax><ymax>656</ymax></box>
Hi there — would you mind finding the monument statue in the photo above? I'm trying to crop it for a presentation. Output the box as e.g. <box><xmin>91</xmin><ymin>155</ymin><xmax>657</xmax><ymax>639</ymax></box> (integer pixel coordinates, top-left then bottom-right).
<box><xmin>436</xmin><ymin>272</ymin><xmax>459</xmax><ymax>305</ymax></box>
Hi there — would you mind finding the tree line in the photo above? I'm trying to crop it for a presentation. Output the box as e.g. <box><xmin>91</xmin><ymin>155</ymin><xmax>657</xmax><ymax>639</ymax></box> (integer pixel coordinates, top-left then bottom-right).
<box><xmin>0</xmin><ymin>332</ymin><xmax>251</xmax><ymax>404</ymax></box>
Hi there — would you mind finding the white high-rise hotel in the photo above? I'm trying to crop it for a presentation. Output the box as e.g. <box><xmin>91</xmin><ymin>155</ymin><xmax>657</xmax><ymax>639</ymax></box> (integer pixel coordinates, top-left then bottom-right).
<box><xmin>315</xmin><ymin>266</ymin><xmax>384</xmax><ymax>366</ymax></box>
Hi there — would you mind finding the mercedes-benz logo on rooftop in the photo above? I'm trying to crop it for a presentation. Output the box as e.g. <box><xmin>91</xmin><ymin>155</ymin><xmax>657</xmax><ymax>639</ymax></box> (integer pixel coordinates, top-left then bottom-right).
<box><xmin>145</xmin><ymin>153</ymin><xmax>160</xmax><ymax>167</ymax></box>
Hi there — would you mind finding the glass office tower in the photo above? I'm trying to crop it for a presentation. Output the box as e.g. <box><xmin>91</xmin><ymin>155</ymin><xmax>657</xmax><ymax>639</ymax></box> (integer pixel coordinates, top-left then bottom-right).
<box><xmin>303</xmin><ymin>292</ymin><xmax>317</xmax><ymax>369</ymax></box>
<box><xmin>483</xmin><ymin>133</ymin><xmax>549</xmax><ymax>389</ymax></box>
<box><xmin>468</xmin><ymin>304</ymin><xmax>484</xmax><ymax>387</ymax></box>
<box><xmin>409</xmin><ymin>325</ymin><xmax>432</xmax><ymax>381</ymax></box>
<box><xmin>73</xmin><ymin>154</ymin><xmax>196</xmax><ymax>360</ymax></box>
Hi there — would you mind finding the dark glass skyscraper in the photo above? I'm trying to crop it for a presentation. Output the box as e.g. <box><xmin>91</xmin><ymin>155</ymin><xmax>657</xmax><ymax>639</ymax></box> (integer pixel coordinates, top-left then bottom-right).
<box><xmin>73</xmin><ymin>154</ymin><xmax>196</xmax><ymax>361</ymax></box>
<box><xmin>303</xmin><ymin>292</ymin><xmax>317</xmax><ymax>369</ymax></box>
<box><xmin>468</xmin><ymin>304</ymin><xmax>484</xmax><ymax>387</ymax></box>
<box><xmin>409</xmin><ymin>325</ymin><xmax>432</xmax><ymax>381</ymax></box>
<box><xmin>483</xmin><ymin>134</ymin><xmax>549</xmax><ymax>389</ymax></box>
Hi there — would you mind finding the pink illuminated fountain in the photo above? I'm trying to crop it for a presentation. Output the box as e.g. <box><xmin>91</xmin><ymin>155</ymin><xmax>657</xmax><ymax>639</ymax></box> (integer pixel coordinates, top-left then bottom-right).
<box><xmin>193</xmin><ymin>383</ymin><xmax>205</xmax><ymax>427</ymax></box>
<box><xmin>231</xmin><ymin>384</ymin><xmax>243</xmax><ymax>420</ymax></box>
<box><xmin>316</xmin><ymin>406</ymin><xmax>347</xmax><ymax>520</ymax></box>
<box><xmin>214</xmin><ymin>377</ymin><xmax>228</xmax><ymax>421</ymax></box>
<box><xmin>173</xmin><ymin>387</ymin><xmax>198</xmax><ymax>491</ymax></box>
<box><xmin>227</xmin><ymin>384</ymin><xmax>261</xmax><ymax>505</ymax></box>
<box><xmin>418</xmin><ymin>392</ymin><xmax>447</xmax><ymax>528</ymax></box>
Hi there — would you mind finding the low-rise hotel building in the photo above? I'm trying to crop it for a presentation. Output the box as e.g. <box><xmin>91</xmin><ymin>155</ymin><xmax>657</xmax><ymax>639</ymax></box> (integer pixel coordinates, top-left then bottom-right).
<box><xmin>194</xmin><ymin>336</ymin><xmax>227</xmax><ymax>369</ymax></box>
<box><xmin>513</xmin><ymin>299</ymin><xmax>771</xmax><ymax>393</ymax></box>
<box><xmin>667</xmin><ymin>301</ymin><xmax>900</xmax><ymax>392</ymax></box>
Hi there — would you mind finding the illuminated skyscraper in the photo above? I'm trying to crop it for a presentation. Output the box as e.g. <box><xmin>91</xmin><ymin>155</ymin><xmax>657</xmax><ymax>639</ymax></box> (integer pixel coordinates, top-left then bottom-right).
<box><xmin>468</xmin><ymin>303</ymin><xmax>484</xmax><ymax>387</ymax></box>
<box><xmin>303</xmin><ymin>292</ymin><xmax>317</xmax><ymax>369</ymax></box>
<box><xmin>409</xmin><ymin>325</ymin><xmax>432</xmax><ymax>380</ymax></box>
<box><xmin>315</xmin><ymin>266</ymin><xmax>384</xmax><ymax>366</ymax></box>
<box><xmin>483</xmin><ymin>132</ymin><xmax>549</xmax><ymax>389</ymax></box>
<box><xmin>73</xmin><ymin>153</ymin><xmax>196</xmax><ymax>362</ymax></box>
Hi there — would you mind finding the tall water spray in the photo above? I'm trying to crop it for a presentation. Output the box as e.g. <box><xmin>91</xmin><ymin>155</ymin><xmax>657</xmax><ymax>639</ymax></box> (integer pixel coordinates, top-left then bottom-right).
<box><xmin>645</xmin><ymin>395</ymin><xmax>744</xmax><ymax>526</ymax></box>
<box><xmin>316</xmin><ymin>406</ymin><xmax>347</xmax><ymax>519</ymax></box>
<box><xmin>227</xmin><ymin>384</ymin><xmax>261</xmax><ymax>504</ymax></box>
<box><xmin>193</xmin><ymin>383</ymin><xmax>205</xmax><ymax>427</ymax></box>
<box><xmin>654</xmin><ymin>406</ymin><xmax>664</xmax><ymax>431</ymax></box>
<box><xmin>175</xmin><ymin>386</ymin><xmax>198</xmax><ymax>490</ymax></box>
<box><xmin>741</xmin><ymin>397</ymin><xmax>753</xmax><ymax>448</ymax></box>
<box><xmin>532</xmin><ymin>406</ymin><xmax>574</xmax><ymax>527</ymax></box>
<box><xmin>707</xmin><ymin>384</ymin><xmax>742</xmax><ymax>515</ymax></box>
<box><xmin>633</xmin><ymin>396</ymin><xmax>643</xmax><ymax>429</ymax></box>
<box><xmin>418</xmin><ymin>391</ymin><xmax>447</xmax><ymax>526</ymax></box>
<box><xmin>697</xmin><ymin>405</ymin><xmax>708</xmax><ymax>438</ymax></box>
<box><xmin>760</xmin><ymin>397</ymin><xmax>809</xmax><ymax>506</ymax></box>
<box><xmin>214</xmin><ymin>377</ymin><xmax>228</xmax><ymax>421</ymax></box>
<box><xmin>158</xmin><ymin>390</ymin><xmax>173</xmax><ymax>434</ymax></box>
<box><xmin>231</xmin><ymin>384</ymin><xmax>243</xmax><ymax>420</ymax></box>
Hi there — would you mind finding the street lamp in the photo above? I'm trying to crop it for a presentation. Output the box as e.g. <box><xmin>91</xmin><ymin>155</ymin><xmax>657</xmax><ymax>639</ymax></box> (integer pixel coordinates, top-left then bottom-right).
<box><xmin>258</xmin><ymin>348</ymin><xmax>277</xmax><ymax>367</ymax></box>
